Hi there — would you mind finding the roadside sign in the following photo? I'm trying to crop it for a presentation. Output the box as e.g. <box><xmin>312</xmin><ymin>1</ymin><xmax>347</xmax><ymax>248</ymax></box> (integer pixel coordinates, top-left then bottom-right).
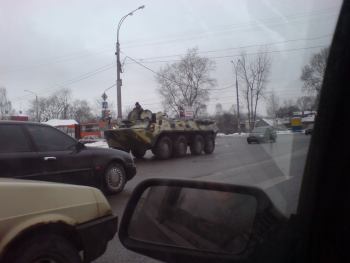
<box><xmin>101</xmin><ymin>92</ymin><xmax>108</xmax><ymax>101</ymax></box>
<box><xmin>184</xmin><ymin>107</ymin><xmax>194</xmax><ymax>118</ymax></box>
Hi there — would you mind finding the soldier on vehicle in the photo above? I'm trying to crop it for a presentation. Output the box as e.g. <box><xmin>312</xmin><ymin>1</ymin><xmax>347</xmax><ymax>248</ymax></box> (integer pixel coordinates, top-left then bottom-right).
<box><xmin>133</xmin><ymin>102</ymin><xmax>143</xmax><ymax>119</ymax></box>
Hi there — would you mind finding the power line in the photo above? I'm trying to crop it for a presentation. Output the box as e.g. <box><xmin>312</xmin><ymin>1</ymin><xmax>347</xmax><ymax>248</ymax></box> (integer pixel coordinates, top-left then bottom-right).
<box><xmin>13</xmin><ymin>63</ymin><xmax>115</xmax><ymax>101</ymax></box>
<box><xmin>134</xmin><ymin>34</ymin><xmax>331</xmax><ymax>62</ymax></box>
<box><xmin>125</xmin><ymin>44</ymin><xmax>326</xmax><ymax>82</ymax></box>
<box><xmin>122</xmin><ymin>7</ymin><xmax>338</xmax><ymax>49</ymax></box>
<box><xmin>128</xmin><ymin>44</ymin><xmax>327</xmax><ymax>65</ymax></box>
<box><xmin>0</xmin><ymin>48</ymin><xmax>112</xmax><ymax>74</ymax></box>
<box><xmin>1</xmin><ymin>7</ymin><xmax>339</xmax><ymax>73</ymax></box>
<box><xmin>124</xmin><ymin>55</ymin><xmax>190</xmax><ymax>89</ymax></box>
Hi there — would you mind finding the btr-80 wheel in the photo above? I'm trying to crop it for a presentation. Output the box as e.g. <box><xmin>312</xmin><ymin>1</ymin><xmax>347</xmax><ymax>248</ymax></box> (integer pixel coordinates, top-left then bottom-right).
<box><xmin>154</xmin><ymin>136</ymin><xmax>173</xmax><ymax>159</ymax></box>
<box><xmin>204</xmin><ymin>136</ymin><xmax>215</xmax><ymax>154</ymax></box>
<box><xmin>173</xmin><ymin>135</ymin><xmax>187</xmax><ymax>157</ymax></box>
<box><xmin>190</xmin><ymin>135</ymin><xmax>204</xmax><ymax>155</ymax></box>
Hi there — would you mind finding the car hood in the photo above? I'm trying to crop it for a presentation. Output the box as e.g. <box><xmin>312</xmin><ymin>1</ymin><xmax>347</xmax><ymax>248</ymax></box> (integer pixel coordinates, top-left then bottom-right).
<box><xmin>0</xmin><ymin>178</ymin><xmax>112</xmax><ymax>222</ymax></box>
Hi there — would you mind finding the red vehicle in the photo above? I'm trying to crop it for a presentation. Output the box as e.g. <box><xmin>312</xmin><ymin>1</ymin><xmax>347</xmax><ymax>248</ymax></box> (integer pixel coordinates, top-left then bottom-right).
<box><xmin>80</xmin><ymin>122</ymin><xmax>104</xmax><ymax>139</ymax></box>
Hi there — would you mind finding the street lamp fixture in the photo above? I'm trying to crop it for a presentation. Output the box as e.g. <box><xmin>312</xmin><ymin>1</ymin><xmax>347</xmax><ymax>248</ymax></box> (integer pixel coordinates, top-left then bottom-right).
<box><xmin>116</xmin><ymin>5</ymin><xmax>145</xmax><ymax>121</ymax></box>
<box><xmin>24</xmin><ymin>90</ymin><xmax>39</xmax><ymax>122</ymax></box>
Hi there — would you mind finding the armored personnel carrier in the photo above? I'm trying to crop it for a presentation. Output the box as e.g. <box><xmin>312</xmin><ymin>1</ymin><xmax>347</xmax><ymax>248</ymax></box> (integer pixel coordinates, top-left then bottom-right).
<box><xmin>104</xmin><ymin>108</ymin><xmax>218</xmax><ymax>159</ymax></box>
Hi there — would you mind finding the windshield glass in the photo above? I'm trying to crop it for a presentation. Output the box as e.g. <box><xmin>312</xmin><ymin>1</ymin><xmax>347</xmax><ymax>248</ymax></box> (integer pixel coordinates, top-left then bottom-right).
<box><xmin>252</xmin><ymin>127</ymin><xmax>268</xmax><ymax>133</ymax></box>
<box><xmin>0</xmin><ymin>0</ymin><xmax>342</xmax><ymax>262</ymax></box>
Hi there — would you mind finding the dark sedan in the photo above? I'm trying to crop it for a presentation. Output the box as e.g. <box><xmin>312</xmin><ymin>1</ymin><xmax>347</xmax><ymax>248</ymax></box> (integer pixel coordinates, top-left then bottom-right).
<box><xmin>0</xmin><ymin>121</ymin><xmax>136</xmax><ymax>194</ymax></box>
<box><xmin>247</xmin><ymin>126</ymin><xmax>277</xmax><ymax>144</ymax></box>
<box><xmin>304</xmin><ymin>124</ymin><xmax>314</xmax><ymax>135</ymax></box>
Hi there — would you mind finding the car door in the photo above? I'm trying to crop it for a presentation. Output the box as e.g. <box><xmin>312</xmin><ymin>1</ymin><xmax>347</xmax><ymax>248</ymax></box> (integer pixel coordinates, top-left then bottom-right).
<box><xmin>25</xmin><ymin>124</ymin><xmax>94</xmax><ymax>186</ymax></box>
<box><xmin>0</xmin><ymin>123</ymin><xmax>42</xmax><ymax>179</ymax></box>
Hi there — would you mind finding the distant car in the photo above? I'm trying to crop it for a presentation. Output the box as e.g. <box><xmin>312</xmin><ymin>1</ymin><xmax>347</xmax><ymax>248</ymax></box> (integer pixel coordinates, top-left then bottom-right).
<box><xmin>0</xmin><ymin>121</ymin><xmax>136</xmax><ymax>194</ymax></box>
<box><xmin>0</xmin><ymin>178</ymin><xmax>117</xmax><ymax>263</ymax></box>
<box><xmin>79</xmin><ymin>135</ymin><xmax>102</xmax><ymax>144</ymax></box>
<box><xmin>304</xmin><ymin>124</ymin><xmax>314</xmax><ymax>135</ymax></box>
<box><xmin>247</xmin><ymin>126</ymin><xmax>277</xmax><ymax>144</ymax></box>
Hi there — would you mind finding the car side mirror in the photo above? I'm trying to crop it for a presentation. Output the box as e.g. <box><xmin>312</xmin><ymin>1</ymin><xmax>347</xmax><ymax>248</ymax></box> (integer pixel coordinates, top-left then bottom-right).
<box><xmin>76</xmin><ymin>141</ymin><xmax>85</xmax><ymax>151</ymax></box>
<box><xmin>119</xmin><ymin>179</ymin><xmax>287</xmax><ymax>263</ymax></box>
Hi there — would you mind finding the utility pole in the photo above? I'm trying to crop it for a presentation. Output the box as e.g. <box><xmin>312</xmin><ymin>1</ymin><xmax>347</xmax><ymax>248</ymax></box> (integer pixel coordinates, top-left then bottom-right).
<box><xmin>231</xmin><ymin>60</ymin><xmax>241</xmax><ymax>134</ymax></box>
<box><xmin>116</xmin><ymin>41</ymin><xmax>122</xmax><ymax>121</ymax></box>
<box><xmin>116</xmin><ymin>5</ymin><xmax>145</xmax><ymax>121</ymax></box>
<box><xmin>24</xmin><ymin>90</ymin><xmax>38</xmax><ymax>122</ymax></box>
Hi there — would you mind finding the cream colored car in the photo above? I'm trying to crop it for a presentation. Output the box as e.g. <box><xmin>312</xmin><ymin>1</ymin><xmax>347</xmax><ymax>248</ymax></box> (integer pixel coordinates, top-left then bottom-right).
<box><xmin>0</xmin><ymin>178</ymin><xmax>118</xmax><ymax>263</ymax></box>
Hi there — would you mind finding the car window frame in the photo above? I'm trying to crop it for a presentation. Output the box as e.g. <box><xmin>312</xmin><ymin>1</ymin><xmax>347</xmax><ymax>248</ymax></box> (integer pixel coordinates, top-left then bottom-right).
<box><xmin>0</xmin><ymin>123</ymin><xmax>34</xmax><ymax>153</ymax></box>
<box><xmin>24</xmin><ymin>123</ymin><xmax>78</xmax><ymax>152</ymax></box>
<box><xmin>294</xmin><ymin>1</ymin><xmax>349</xmax><ymax>261</ymax></box>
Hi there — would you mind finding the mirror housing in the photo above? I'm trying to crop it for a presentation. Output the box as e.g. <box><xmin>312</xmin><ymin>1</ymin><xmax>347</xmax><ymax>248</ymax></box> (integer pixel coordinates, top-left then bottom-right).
<box><xmin>76</xmin><ymin>141</ymin><xmax>85</xmax><ymax>151</ymax></box>
<box><xmin>119</xmin><ymin>179</ymin><xmax>287</xmax><ymax>263</ymax></box>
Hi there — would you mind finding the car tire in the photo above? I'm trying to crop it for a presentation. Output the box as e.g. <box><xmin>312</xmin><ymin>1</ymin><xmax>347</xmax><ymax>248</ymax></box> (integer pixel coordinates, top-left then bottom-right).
<box><xmin>104</xmin><ymin>162</ymin><xmax>126</xmax><ymax>194</ymax></box>
<box><xmin>173</xmin><ymin>136</ymin><xmax>187</xmax><ymax>157</ymax></box>
<box><xmin>5</xmin><ymin>233</ymin><xmax>81</xmax><ymax>263</ymax></box>
<box><xmin>204</xmin><ymin>136</ymin><xmax>215</xmax><ymax>154</ymax></box>
<box><xmin>190</xmin><ymin>135</ymin><xmax>204</xmax><ymax>155</ymax></box>
<box><xmin>154</xmin><ymin>136</ymin><xmax>173</xmax><ymax>159</ymax></box>
<box><xmin>131</xmin><ymin>148</ymin><xmax>146</xmax><ymax>159</ymax></box>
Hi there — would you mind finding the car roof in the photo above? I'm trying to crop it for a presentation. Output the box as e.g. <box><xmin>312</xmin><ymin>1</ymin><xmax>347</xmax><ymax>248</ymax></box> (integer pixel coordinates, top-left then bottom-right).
<box><xmin>0</xmin><ymin>120</ymin><xmax>50</xmax><ymax>126</ymax></box>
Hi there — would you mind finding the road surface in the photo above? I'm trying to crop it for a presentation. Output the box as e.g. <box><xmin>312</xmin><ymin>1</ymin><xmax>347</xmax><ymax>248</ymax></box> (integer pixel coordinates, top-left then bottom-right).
<box><xmin>95</xmin><ymin>133</ymin><xmax>311</xmax><ymax>263</ymax></box>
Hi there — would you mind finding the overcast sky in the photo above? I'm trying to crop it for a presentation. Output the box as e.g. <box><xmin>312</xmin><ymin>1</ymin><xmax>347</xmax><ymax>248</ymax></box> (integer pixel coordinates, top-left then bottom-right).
<box><xmin>0</xmin><ymin>0</ymin><xmax>342</xmax><ymax>116</ymax></box>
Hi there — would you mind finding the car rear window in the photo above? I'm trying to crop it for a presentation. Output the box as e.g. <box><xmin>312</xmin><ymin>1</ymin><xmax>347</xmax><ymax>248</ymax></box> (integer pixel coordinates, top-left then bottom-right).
<box><xmin>252</xmin><ymin>127</ymin><xmax>267</xmax><ymax>133</ymax></box>
<box><xmin>0</xmin><ymin>124</ymin><xmax>31</xmax><ymax>153</ymax></box>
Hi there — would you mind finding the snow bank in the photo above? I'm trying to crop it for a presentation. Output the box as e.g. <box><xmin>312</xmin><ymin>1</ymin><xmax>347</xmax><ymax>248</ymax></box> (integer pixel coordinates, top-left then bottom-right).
<box><xmin>85</xmin><ymin>141</ymin><xmax>109</xmax><ymax>148</ymax></box>
<box><xmin>276</xmin><ymin>130</ymin><xmax>293</xmax><ymax>135</ymax></box>
<box><xmin>44</xmin><ymin>119</ymin><xmax>78</xmax><ymax>127</ymax></box>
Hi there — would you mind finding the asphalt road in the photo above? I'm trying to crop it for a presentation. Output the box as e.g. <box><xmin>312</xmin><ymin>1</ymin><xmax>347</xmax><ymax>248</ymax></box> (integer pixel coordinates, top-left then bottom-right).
<box><xmin>94</xmin><ymin>133</ymin><xmax>311</xmax><ymax>263</ymax></box>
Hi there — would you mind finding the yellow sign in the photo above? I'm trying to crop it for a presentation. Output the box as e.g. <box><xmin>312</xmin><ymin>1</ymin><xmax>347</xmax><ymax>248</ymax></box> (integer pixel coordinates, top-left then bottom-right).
<box><xmin>291</xmin><ymin>117</ymin><xmax>302</xmax><ymax>126</ymax></box>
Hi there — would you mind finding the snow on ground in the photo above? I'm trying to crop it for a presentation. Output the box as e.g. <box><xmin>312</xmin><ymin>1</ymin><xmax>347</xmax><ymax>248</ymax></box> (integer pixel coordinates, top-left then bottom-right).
<box><xmin>276</xmin><ymin>130</ymin><xmax>293</xmax><ymax>135</ymax></box>
<box><xmin>217</xmin><ymin>133</ymin><xmax>248</xmax><ymax>137</ymax></box>
<box><xmin>85</xmin><ymin>140</ymin><xmax>109</xmax><ymax>148</ymax></box>
<box><xmin>217</xmin><ymin>131</ymin><xmax>295</xmax><ymax>136</ymax></box>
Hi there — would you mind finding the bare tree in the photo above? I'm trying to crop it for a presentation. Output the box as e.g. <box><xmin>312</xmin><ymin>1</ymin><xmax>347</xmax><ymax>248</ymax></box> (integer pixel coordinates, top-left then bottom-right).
<box><xmin>237</xmin><ymin>51</ymin><xmax>271</xmax><ymax>131</ymax></box>
<box><xmin>157</xmin><ymin>48</ymin><xmax>216</xmax><ymax>117</ymax></box>
<box><xmin>276</xmin><ymin>99</ymin><xmax>299</xmax><ymax>118</ymax></box>
<box><xmin>266</xmin><ymin>91</ymin><xmax>280</xmax><ymax>120</ymax></box>
<box><xmin>301</xmin><ymin>47</ymin><xmax>329</xmax><ymax>99</ymax></box>
<box><xmin>68</xmin><ymin>100</ymin><xmax>94</xmax><ymax>123</ymax></box>
<box><xmin>228</xmin><ymin>104</ymin><xmax>237</xmax><ymax>115</ymax></box>
<box><xmin>0</xmin><ymin>87</ymin><xmax>14</xmax><ymax>119</ymax></box>
<box><xmin>296</xmin><ymin>96</ymin><xmax>316</xmax><ymax>114</ymax></box>
<box><xmin>215</xmin><ymin>103</ymin><xmax>223</xmax><ymax>116</ymax></box>
<box><xmin>27</xmin><ymin>89</ymin><xmax>72</xmax><ymax>121</ymax></box>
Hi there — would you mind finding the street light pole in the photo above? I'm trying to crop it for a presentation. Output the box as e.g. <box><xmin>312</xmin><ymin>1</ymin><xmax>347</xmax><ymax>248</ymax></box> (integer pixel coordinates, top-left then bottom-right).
<box><xmin>116</xmin><ymin>5</ymin><xmax>145</xmax><ymax>121</ymax></box>
<box><xmin>24</xmin><ymin>90</ymin><xmax>38</xmax><ymax>122</ymax></box>
<box><xmin>231</xmin><ymin>60</ymin><xmax>241</xmax><ymax>134</ymax></box>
